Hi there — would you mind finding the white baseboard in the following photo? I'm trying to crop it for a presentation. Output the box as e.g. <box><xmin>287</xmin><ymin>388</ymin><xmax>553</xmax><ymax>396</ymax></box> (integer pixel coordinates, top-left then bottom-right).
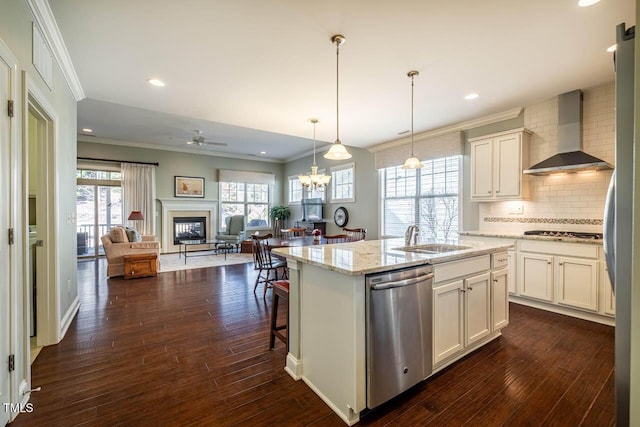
<box><xmin>284</xmin><ymin>353</ymin><xmax>302</xmax><ymax>380</ymax></box>
<box><xmin>509</xmin><ymin>296</ymin><xmax>615</xmax><ymax>326</ymax></box>
<box><xmin>59</xmin><ymin>296</ymin><xmax>80</xmax><ymax>341</ymax></box>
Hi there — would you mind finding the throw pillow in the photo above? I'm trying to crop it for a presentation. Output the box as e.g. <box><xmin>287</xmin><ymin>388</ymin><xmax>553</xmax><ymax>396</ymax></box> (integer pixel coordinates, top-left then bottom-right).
<box><xmin>109</xmin><ymin>227</ymin><xmax>129</xmax><ymax>243</ymax></box>
<box><xmin>125</xmin><ymin>227</ymin><xmax>142</xmax><ymax>242</ymax></box>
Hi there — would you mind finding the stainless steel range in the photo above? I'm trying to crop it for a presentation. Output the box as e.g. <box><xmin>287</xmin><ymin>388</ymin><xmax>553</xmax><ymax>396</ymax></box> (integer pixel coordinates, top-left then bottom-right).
<box><xmin>523</xmin><ymin>230</ymin><xmax>603</xmax><ymax>239</ymax></box>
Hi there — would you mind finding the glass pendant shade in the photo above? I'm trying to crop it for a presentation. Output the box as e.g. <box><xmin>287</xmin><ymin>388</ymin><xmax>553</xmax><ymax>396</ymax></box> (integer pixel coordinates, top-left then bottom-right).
<box><xmin>324</xmin><ymin>141</ymin><xmax>352</xmax><ymax>160</ymax></box>
<box><xmin>325</xmin><ymin>34</ymin><xmax>352</xmax><ymax>161</ymax></box>
<box><xmin>402</xmin><ymin>156</ymin><xmax>423</xmax><ymax>169</ymax></box>
<box><xmin>401</xmin><ymin>70</ymin><xmax>423</xmax><ymax>169</ymax></box>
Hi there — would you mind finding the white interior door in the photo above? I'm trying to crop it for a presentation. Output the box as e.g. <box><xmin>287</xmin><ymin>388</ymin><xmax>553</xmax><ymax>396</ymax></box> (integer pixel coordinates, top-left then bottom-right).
<box><xmin>0</xmin><ymin>48</ymin><xmax>12</xmax><ymax>427</ymax></box>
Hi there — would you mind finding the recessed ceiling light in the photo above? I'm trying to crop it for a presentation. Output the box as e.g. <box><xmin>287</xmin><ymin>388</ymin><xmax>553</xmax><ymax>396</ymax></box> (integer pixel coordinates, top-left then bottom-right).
<box><xmin>607</xmin><ymin>44</ymin><xmax>617</xmax><ymax>52</ymax></box>
<box><xmin>464</xmin><ymin>93</ymin><xmax>479</xmax><ymax>100</ymax></box>
<box><xmin>147</xmin><ymin>78</ymin><xmax>165</xmax><ymax>87</ymax></box>
<box><xmin>260</xmin><ymin>151</ymin><xmax>266</xmax><ymax>155</ymax></box>
<box><xmin>82</xmin><ymin>128</ymin><xmax>93</xmax><ymax>133</ymax></box>
<box><xmin>578</xmin><ymin>0</ymin><xmax>600</xmax><ymax>6</ymax></box>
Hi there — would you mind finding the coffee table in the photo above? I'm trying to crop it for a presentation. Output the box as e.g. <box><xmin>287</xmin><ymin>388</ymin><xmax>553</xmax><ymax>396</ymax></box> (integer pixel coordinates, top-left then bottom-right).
<box><xmin>178</xmin><ymin>239</ymin><xmax>238</xmax><ymax>264</ymax></box>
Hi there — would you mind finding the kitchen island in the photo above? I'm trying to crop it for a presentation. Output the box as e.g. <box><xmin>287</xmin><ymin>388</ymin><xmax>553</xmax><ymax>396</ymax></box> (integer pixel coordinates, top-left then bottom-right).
<box><xmin>272</xmin><ymin>237</ymin><xmax>513</xmax><ymax>425</ymax></box>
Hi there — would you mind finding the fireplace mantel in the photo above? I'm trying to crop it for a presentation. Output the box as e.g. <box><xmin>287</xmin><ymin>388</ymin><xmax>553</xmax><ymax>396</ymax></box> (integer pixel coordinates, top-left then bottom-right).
<box><xmin>158</xmin><ymin>199</ymin><xmax>218</xmax><ymax>253</ymax></box>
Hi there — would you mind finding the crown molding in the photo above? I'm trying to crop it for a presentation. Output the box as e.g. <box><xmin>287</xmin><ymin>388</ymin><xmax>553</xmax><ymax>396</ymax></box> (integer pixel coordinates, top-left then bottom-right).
<box><xmin>27</xmin><ymin>0</ymin><xmax>85</xmax><ymax>100</ymax></box>
<box><xmin>77</xmin><ymin>135</ymin><xmax>285</xmax><ymax>164</ymax></box>
<box><xmin>367</xmin><ymin>107</ymin><xmax>523</xmax><ymax>153</ymax></box>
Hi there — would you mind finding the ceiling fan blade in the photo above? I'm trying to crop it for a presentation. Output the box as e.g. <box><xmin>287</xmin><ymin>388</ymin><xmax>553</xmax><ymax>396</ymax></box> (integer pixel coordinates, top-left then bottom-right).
<box><xmin>204</xmin><ymin>141</ymin><xmax>228</xmax><ymax>147</ymax></box>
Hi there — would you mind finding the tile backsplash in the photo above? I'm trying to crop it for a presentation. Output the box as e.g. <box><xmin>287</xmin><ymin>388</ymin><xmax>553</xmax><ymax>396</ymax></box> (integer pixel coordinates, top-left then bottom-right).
<box><xmin>478</xmin><ymin>83</ymin><xmax>614</xmax><ymax>234</ymax></box>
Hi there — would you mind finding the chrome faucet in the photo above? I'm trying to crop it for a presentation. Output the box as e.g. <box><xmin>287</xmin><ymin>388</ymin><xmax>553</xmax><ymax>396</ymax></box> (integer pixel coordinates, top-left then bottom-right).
<box><xmin>405</xmin><ymin>225</ymin><xmax>419</xmax><ymax>246</ymax></box>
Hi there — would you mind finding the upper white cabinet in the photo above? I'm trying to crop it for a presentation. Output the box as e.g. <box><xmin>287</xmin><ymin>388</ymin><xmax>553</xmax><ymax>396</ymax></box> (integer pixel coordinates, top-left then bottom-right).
<box><xmin>470</xmin><ymin>128</ymin><xmax>531</xmax><ymax>201</ymax></box>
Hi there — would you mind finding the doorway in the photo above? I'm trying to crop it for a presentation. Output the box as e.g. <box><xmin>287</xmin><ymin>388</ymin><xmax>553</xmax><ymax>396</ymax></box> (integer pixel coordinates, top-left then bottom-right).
<box><xmin>76</xmin><ymin>169</ymin><xmax>123</xmax><ymax>257</ymax></box>
<box><xmin>25</xmin><ymin>86</ymin><xmax>57</xmax><ymax>355</ymax></box>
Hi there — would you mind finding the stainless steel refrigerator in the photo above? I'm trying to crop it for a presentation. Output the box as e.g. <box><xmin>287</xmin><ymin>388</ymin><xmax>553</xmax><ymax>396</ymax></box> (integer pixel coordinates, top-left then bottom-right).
<box><xmin>603</xmin><ymin>22</ymin><xmax>635</xmax><ymax>427</ymax></box>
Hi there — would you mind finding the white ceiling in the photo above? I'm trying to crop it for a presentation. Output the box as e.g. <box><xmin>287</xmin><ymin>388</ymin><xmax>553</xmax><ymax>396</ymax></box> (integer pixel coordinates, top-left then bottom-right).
<box><xmin>49</xmin><ymin>0</ymin><xmax>635</xmax><ymax>162</ymax></box>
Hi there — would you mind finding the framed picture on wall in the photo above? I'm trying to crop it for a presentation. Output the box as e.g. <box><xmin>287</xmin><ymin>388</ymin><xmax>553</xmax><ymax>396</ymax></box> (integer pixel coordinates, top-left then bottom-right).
<box><xmin>175</xmin><ymin>176</ymin><xmax>205</xmax><ymax>198</ymax></box>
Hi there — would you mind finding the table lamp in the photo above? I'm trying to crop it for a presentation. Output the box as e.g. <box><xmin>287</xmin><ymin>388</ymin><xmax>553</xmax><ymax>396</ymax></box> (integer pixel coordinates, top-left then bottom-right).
<box><xmin>128</xmin><ymin>210</ymin><xmax>144</xmax><ymax>231</ymax></box>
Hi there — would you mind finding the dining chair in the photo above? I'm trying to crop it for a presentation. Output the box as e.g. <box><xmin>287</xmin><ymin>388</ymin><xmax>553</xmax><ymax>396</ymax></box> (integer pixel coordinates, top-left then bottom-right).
<box><xmin>343</xmin><ymin>227</ymin><xmax>367</xmax><ymax>242</ymax></box>
<box><xmin>282</xmin><ymin>227</ymin><xmax>307</xmax><ymax>238</ymax></box>
<box><xmin>324</xmin><ymin>234</ymin><xmax>349</xmax><ymax>244</ymax></box>
<box><xmin>252</xmin><ymin>234</ymin><xmax>288</xmax><ymax>297</ymax></box>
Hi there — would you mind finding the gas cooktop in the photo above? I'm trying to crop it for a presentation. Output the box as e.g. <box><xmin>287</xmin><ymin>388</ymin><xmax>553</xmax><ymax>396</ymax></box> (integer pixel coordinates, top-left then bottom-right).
<box><xmin>524</xmin><ymin>230</ymin><xmax>603</xmax><ymax>239</ymax></box>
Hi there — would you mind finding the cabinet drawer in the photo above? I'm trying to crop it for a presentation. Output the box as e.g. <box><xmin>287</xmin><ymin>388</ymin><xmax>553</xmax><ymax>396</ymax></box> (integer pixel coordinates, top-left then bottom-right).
<box><xmin>519</xmin><ymin>240</ymin><xmax>598</xmax><ymax>259</ymax></box>
<box><xmin>491</xmin><ymin>252</ymin><xmax>509</xmax><ymax>269</ymax></box>
<box><xmin>434</xmin><ymin>255</ymin><xmax>490</xmax><ymax>284</ymax></box>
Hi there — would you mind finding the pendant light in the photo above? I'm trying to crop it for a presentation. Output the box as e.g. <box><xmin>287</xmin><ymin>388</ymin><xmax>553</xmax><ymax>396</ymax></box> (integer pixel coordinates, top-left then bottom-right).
<box><xmin>298</xmin><ymin>119</ymin><xmax>331</xmax><ymax>192</ymax></box>
<box><xmin>402</xmin><ymin>70</ymin><xmax>423</xmax><ymax>169</ymax></box>
<box><xmin>324</xmin><ymin>34</ymin><xmax>352</xmax><ymax>160</ymax></box>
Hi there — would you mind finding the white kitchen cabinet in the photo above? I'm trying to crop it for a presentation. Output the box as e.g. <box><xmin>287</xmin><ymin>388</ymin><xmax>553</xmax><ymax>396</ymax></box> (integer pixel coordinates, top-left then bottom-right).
<box><xmin>469</xmin><ymin>128</ymin><xmax>531</xmax><ymax>201</ymax></box>
<box><xmin>432</xmin><ymin>255</ymin><xmax>505</xmax><ymax>366</ymax></box>
<box><xmin>507</xmin><ymin>250</ymin><xmax>517</xmax><ymax>294</ymax></box>
<box><xmin>555</xmin><ymin>257</ymin><xmax>598</xmax><ymax>312</ymax></box>
<box><xmin>465</xmin><ymin>272</ymin><xmax>491</xmax><ymax>346</ymax></box>
<box><xmin>491</xmin><ymin>268</ymin><xmax>509</xmax><ymax>331</ymax></box>
<box><xmin>518</xmin><ymin>252</ymin><xmax>554</xmax><ymax>302</ymax></box>
<box><xmin>433</xmin><ymin>280</ymin><xmax>464</xmax><ymax>364</ymax></box>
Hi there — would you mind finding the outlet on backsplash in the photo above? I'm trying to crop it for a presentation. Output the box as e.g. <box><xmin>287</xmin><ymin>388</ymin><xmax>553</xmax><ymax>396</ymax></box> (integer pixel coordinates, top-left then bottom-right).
<box><xmin>507</xmin><ymin>203</ymin><xmax>524</xmax><ymax>215</ymax></box>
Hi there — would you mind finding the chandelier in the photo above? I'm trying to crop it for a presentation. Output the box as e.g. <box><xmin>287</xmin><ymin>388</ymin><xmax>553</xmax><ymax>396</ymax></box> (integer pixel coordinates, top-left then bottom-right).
<box><xmin>324</xmin><ymin>34</ymin><xmax>352</xmax><ymax>160</ymax></box>
<box><xmin>402</xmin><ymin>70</ymin><xmax>423</xmax><ymax>169</ymax></box>
<box><xmin>298</xmin><ymin>119</ymin><xmax>331</xmax><ymax>192</ymax></box>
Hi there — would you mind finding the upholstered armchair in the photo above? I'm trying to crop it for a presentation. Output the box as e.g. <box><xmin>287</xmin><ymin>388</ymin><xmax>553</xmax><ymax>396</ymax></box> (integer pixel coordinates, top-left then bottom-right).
<box><xmin>101</xmin><ymin>228</ymin><xmax>160</xmax><ymax>277</ymax></box>
<box><xmin>215</xmin><ymin>215</ymin><xmax>246</xmax><ymax>249</ymax></box>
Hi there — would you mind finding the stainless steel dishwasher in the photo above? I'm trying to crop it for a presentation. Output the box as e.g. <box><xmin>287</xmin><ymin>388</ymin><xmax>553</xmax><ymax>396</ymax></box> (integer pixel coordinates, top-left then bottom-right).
<box><xmin>366</xmin><ymin>264</ymin><xmax>433</xmax><ymax>409</ymax></box>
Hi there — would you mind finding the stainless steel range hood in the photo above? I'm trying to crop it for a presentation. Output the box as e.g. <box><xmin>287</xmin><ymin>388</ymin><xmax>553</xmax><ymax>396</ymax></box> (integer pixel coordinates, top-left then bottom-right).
<box><xmin>523</xmin><ymin>90</ymin><xmax>613</xmax><ymax>175</ymax></box>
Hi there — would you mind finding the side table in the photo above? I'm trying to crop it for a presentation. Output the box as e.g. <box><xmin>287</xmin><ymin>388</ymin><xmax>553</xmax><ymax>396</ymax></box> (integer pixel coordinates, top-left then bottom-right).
<box><xmin>123</xmin><ymin>253</ymin><xmax>158</xmax><ymax>279</ymax></box>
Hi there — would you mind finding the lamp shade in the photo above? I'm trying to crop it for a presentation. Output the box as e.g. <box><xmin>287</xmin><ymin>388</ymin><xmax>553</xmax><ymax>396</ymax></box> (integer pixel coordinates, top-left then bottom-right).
<box><xmin>128</xmin><ymin>210</ymin><xmax>144</xmax><ymax>221</ymax></box>
<box><xmin>324</xmin><ymin>142</ymin><xmax>352</xmax><ymax>160</ymax></box>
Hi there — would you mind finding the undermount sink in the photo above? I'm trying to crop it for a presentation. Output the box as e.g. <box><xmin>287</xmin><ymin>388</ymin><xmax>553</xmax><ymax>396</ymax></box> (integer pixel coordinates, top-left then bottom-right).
<box><xmin>394</xmin><ymin>243</ymin><xmax>471</xmax><ymax>254</ymax></box>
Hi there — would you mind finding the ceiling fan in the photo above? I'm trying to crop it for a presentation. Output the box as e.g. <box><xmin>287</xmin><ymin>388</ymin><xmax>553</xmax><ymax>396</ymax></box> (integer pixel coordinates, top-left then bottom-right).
<box><xmin>186</xmin><ymin>130</ymin><xmax>227</xmax><ymax>147</ymax></box>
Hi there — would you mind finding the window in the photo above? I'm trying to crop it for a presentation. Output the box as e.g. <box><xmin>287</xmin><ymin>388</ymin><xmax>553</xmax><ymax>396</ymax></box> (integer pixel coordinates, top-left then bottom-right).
<box><xmin>220</xmin><ymin>181</ymin><xmax>270</xmax><ymax>229</ymax></box>
<box><xmin>331</xmin><ymin>162</ymin><xmax>355</xmax><ymax>203</ymax></box>
<box><xmin>76</xmin><ymin>168</ymin><xmax>123</xmax><ymax>256</ymax></box>
<box><xmin>288</xmin><ymin>175</ymin><xmax>303</xmax><ymax>204</ymax></box>
<box><xmin>381</xmin><ymin>156</ymin><xmax>460</xmax><ymax>241</ymax></box>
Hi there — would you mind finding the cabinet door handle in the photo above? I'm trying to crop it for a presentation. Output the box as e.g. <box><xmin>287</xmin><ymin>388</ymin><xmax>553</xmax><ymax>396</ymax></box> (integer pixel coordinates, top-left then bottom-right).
<box><xmin>496</xmin><ymin>190</ymin><xmax>500</xmax><ymax>193</ymax></box>
<box><xmin>468</xmin><ymin>286</ymin><xmax>473</xmax><ymax>291</ymax></box>
<box><xmin>487</xmin><ymin>191</ymin><xmax>492</xmax><ymax>193</ymax></box>
<box><xmin>547</xmin><ymin>262</ymin><xmax>551</xmax><ymax>265</ymax></box>
<box><xmin>493</xmin><ymin>279</ymin><xmax>499</xmax><ymax>282</ymax></box>
<box><xmin>460</xmin><ymin>289</ymin><xmax>466</xmax><ymax>293</ymax></box>
<box><xmin>558</xmin><ymin>263</ymin><xmax>563</xmax><ymax>266</ymax></box>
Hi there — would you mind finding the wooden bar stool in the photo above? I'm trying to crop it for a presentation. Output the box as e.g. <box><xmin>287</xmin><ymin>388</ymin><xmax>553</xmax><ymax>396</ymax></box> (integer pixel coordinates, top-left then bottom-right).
<box><xmin>270</xmin><ymin>279</ymin><xmax>289</xmax><ymax>350</ymax></box>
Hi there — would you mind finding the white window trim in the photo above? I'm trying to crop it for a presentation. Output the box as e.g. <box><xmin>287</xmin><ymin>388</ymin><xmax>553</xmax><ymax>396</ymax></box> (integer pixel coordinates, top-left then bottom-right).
<box><xmin>219</xmin><ymin>181</ymin><xmax>272</xmax><ymax>231</ymax></box>
<box><xmin>330</xmin><ymin>162</ymin><xmax>355</xmax><ymax>203</ymax></box>
<box><xmin>288</xmin><ymin>174</ymin><xmax>303</xmax><ymax>205</ymax></box>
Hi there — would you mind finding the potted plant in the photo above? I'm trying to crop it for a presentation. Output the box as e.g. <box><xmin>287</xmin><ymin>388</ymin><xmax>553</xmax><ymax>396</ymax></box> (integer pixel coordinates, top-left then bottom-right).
<box><xmin>269</xmin><ymin>205</ymin><xmax>291</xmax><ymax>237</ymax></box>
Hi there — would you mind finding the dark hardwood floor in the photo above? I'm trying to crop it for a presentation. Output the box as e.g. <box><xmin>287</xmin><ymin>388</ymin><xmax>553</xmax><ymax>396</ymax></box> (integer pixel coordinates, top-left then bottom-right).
<box><xmin>10</xmin><ymin>259</ymin><xmax>614</xmax><ymax>426</ymax></box>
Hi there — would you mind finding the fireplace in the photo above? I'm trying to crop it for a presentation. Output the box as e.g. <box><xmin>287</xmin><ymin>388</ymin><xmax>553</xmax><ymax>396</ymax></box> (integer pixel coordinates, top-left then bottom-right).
<box><xmin>173</xmin><ymin>217</ymin><xmax>206</xmax><ymax>244</ymax></box>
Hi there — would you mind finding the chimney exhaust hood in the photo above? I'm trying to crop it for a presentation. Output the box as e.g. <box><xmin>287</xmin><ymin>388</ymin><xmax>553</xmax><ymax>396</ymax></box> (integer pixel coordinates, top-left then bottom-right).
<box><xmin>523</xmin><ymin>90</ymin><xmax>613</xmax><ymax>176</ymax></box>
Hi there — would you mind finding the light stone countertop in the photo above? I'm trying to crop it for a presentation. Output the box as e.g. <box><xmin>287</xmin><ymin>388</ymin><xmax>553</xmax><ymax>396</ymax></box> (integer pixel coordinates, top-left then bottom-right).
<box><xmin>459</xmin><ymin>230</ymin><xmax>604</xmax><ymax>245</ymax></box>
<box><xmin>272</xmin><ymin>237</ymin><xmax>513</xmax><ymax>276</ymax></box>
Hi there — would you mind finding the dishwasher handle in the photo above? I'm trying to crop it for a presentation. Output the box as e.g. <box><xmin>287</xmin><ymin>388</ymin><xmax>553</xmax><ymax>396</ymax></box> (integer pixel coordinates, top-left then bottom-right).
<box><xmin>370</xmin><ymin>273</ymin><xmax>434</xmax><ymax>290</ymax></box>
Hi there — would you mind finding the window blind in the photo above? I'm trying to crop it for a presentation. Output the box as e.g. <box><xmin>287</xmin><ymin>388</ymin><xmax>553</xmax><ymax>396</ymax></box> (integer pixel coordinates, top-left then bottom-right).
<box><xmin>218</xmin><ymin>169</ymin><xmax>275</xmax><ymax>185</ymax></box>
<box><xmin>374</xmin><ymin>131</ymin><xmax>463</xmax><ymax>169</ymax></box>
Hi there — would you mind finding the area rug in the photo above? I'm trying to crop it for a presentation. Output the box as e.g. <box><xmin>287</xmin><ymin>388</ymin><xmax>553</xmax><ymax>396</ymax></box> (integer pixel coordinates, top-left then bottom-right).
<box><xmin>159</xmin><ymin>251</ymin><xmax>254</xmax><ymax>273</ymax></box>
